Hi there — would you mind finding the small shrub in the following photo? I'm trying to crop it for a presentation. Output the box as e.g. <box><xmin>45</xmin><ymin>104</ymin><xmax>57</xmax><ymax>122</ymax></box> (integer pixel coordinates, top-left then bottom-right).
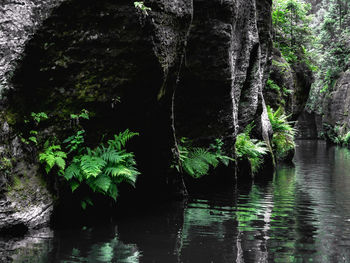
<box><xmin>39</xmin><ymin>142</ymin><xmax>67</xmax><ymax>174</ymax></box>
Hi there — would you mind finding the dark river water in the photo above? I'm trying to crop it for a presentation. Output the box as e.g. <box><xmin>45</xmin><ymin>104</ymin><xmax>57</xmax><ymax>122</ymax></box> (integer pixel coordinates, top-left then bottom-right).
<box><xmin>3</xmin><ymin>140</ymin><xmax>350</xmax><ymax>263</ymax></box>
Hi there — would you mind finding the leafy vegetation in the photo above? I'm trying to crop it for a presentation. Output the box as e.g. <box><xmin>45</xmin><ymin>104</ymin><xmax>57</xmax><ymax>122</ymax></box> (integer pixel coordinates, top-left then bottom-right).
<box><xmin>235</xmin><ymin>123</ymin><xmax>268</xmax><ymax>174</ymax></box>
<box><xmin>267</xmin><ymin>106</ymin><xmax>296</xmax><ymax>159</ymax></box>
<box><xmin>20</xmin><ymin>112</ymin><xmax>48</xmax><ymax>146</ymax></box>
<box><xmin>34</xmin><ymin>110</ymin><xmax>140</xmax><ymax>209</ymax></box>
<box><xmin>39</xmin><ymin>143</ymin><xmax>67</xmax><ymax>174</ymax></box>
<box><xmin>174</xmin><ymin>137</ymin><xmax>233</xmax><ymax>179</ymax></box>
<box><xmin>320</xmin><ymin>123</ymin><xmax>350</xmax><ymax>147</ymax></box>
<box><xmin>306</xmin><ymin>0</ymin><xmax>350</xmax><ymax>113</ymax></box>
<box><xmin>266</xmin><ymin>78</ymin><xmax>292</xmax><ymax>98</ymax></box>
<box><xmin>272</xmin><ymin>0</ymin><xmax>313</xmax><ymax>64</ymax></box>
<box><xmin>342</xmin><ymin>131</ymin><xmax>350</xmax><ymax>146</ymax></box>
<box><xmin>134</xmin><ymin>1</ymin><xmax>151</xmax><ymax>15</ymax></box>
<box><xmin>30</xmin><ymin>112</ymin><xmax>48</xmax><ymax>125</ymax></box>
<box><xmin>63</xmin><ymin>130</ymin><xmax>139</xmax><ymax>202</ymax></box>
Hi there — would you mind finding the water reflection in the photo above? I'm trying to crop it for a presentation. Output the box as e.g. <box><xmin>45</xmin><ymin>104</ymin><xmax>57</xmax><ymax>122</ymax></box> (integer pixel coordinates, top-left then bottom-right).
<box><xmin>3</xmin><ymin>140</ymin><xmax>350</xmax><ymax>262</ymax></box>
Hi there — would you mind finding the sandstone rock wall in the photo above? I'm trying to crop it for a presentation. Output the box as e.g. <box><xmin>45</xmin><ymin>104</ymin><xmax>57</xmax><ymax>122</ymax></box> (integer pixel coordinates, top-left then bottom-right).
<box><xmin>298</xmin><ymin>71</ymin><xmax>350</xmax><ymax>139</ymax></box>
<box><xmin>0</xmin><ymin>0</ymin><xmax>274</xmax><ymax>228</ymax></box>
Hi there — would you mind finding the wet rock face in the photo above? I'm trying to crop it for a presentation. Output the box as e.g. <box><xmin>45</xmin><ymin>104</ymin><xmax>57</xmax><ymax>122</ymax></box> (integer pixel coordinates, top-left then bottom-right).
<box><xmin>264</xmin><ymin>48</ymin><xmax>313</xmax><ymax>121</ymax></box>
<box><xmin>264</xmin><ymin>49</ymin><xmax>294</xmax><ymax>114</ymax></box>
<box><xmin>298</xmin><ymin>71</ymin><xmax>350</xmax><ymax>139</ymax></box>
<box><xmin>323</xmin><ymin>71</ymin><xmax>350</xmax><ymax>130</ymax></box>
<box><xmin>1</xmin><ymin>0</ymin><xmax>273</xmax><ymax>147</ymax></box>
<box><xmin>291</xmin><ymin>61</ymin><xmax>313</xmax><ymax>120</ymax></box>
<box><xmin>177</xmin><ymin>0</ymin><xmax>273</xmax><ymax>147</ymax></box>
<box><xmin>0</xmin><ymin>0</ymin><xmax>273</xmax><ymax>227</ymax></box>
<box><xmin>0</xmin><ymin>0</ymin><xmax>64</xmax><ymax>92</ymax></box>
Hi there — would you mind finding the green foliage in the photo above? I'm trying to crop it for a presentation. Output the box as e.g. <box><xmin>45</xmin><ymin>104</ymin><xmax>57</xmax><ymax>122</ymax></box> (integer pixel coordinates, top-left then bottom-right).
<box><xmin>342</xmin><ymin>131</ymin><xmax>350</xmax><ymax>146</ymax></box>
<box><xmin>181</xmin><ymin>148</ymin><xmax>219</xmax><ymax>179</ymax></box>
<box><xmin>272</xmin><ymin>0</ymin><xmax>313</xmax><ymax>64</ymax></box>
<box><xmin>63</xmin><ymin>130</ymin><xmax>85</xmax><ymax>154</ymax></box>
<box><xmin>306</xmin><ymin>0</ymin><xmax>350</xmax><ymax>112</ymax></box>
<box><xmin>175</xmin><ymin>138</ymin><xmax>233</xmax><ymax>179</ymax></box>
<box><xmin>39</xmin><ymin>142</ymin><xmax>67</xmax><ymax>174</ymax></box>
<box><xmin>134</xmin><ymin>1</ymin><xmax>151</xmax><ymax>15</ymax></box>
<box><xmin>31</xmin><ymin>112</ymin><xmax>48</xmax><ymax>125</ymax></box>
<box><xmin>266</xmin><ymin>79</ymin><xmax>281</xmax><ymax>92</ymax></box>
<box><xmin>272</xmin><ymin>59</ymin><xmax>290</xmax><ymax>73</ymax></box>
<box><xmin>267</xmin><ymin>106</ymin><xmax>296</xmax><ymax>159</ymax></box>
<box><xmin>209</xmin><ymin>138</ymin><xmax>233</xmax><ymax>166</ymax></box>
<box><xmin>64</xmin><ymin>129</ymin><xmax>140</xmax><ymax>204</ymax></box>
<box><xmin>20</xmin><ymin>112</ymin><xmax>49</xmax><ymax>146</ymax></box>
<box><xmin>33</xmin><ymin>109</ymin><xmax>140</xmax><ymax>209</ymax></box>
<box><xmin>235</xmin><ymin>123</ymin><xmax>268</xmax><ymax>173</ymax></box>
<box><xmin>0</xmin><ymin>157</ymin><xmax>13</xmax><ymax>178</ymax></box>
<box><xmin>320</xmin><ymin>123</ymin><xmax>350</xmax><ymax>146</ymax></box>
<box><xmin>70</xmin><ymin>109</ymin><xmax>89</xmax><ymax>120</ymax></box>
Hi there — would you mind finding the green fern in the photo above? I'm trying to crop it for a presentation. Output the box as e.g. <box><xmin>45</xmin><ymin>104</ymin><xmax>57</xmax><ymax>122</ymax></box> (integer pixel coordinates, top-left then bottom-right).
<box><xmin>235</xmin><ymin>126</ymin><xmax>268</xmax><ymax>174</ymax></box>
<box><xmin>267</xmin><ymin>106</ymin><xmax>296</xmax><ymax>159</ymax></box>
<box><xmin>267</xmin><ymin>106</ymin><xmax>296</xmax><ymax>136</ymax></box>
<box><xmin>109</xmin><ymin>129</ymin><xmax>139</xmax><ymax>151</ymax></box>
<box><xmin>342</xmin><ymin>131</ymin><xmax>350</xmax><ymax>146</ymax></box>
<box><xmin>64</xmin><ymin>162</ymin><xmax>81</xmax><ymax>181</ymax></box>
<box><xmin>87</xmin><ymin>174</ymin><xmax>111</xmax><ymax>193</ymax></box>
<box><xmin>183</xmin><ymin>148</ymin><xmax>219</xmax><ymax>178</ymax></box>
<box><xmin>80</xmin><ymin>155</ymin><xmax>106</xmax><ymax>178</ymax></box>
<box><xmin>175</xmin><ymin>137</ymin><xmax>233</xmax><ymax>178</ymax></box>
<box><xmin>63</xmin><ymin>130</ymin><xmax>139</xmax><ymax>203</ymax></box>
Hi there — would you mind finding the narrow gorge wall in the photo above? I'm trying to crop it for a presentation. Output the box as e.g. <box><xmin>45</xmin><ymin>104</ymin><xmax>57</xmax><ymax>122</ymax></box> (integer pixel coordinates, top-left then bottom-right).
<box><xmin>0</xmin><ymin>0</ymin><xmax>273</xmax><ymax>231</ymax></box>
<box><xmin>299</xmin><ymin>70</ymin><xmax>350</xmax><ymax>139</ymax></box>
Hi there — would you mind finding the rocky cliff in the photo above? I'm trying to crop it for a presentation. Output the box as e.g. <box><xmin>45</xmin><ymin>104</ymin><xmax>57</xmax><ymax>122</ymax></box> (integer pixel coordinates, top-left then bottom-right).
<box><xmin>299</xmin><ymin>70</ymin><xmax>350</xmax><ymax>140</ymax></box>
<box><xmin>0</xmin><ymin>0</ymin><xmax>273</xmax><ymax>230</ymax></box>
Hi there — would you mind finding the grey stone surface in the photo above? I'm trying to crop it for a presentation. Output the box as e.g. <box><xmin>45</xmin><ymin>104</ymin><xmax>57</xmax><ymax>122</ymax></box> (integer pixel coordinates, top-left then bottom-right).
<box><xmin>0</xmin><ymin>0</ymin><xmax>274</xmax><ymax>228</ymax></box>
<box><xmin>0</xmin><ymin>0</ymin><xmax>64</xmax><ymax>92</ymax></box>
<box><xmin>323</xmin><ymin>70</ymin><xmax>350</xmax><ymax>131</ymax></box>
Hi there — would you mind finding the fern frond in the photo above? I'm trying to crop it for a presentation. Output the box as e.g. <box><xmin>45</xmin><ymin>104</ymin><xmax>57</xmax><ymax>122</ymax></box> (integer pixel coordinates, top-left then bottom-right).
<box><xmin>235</xmin><ymin>130</ymin><xmax>268</xmax><ymax>174</ymax></box>
<box><xmin>107</xmin><ymin>183</ymin><xmax>118</xmax><ymax>201</ymax></box>
<box><xmin>64</xmin><ymin>162</ymin><xmax>81</xmax><ymax>181</ymax></box>
<box><xmin>55</xmin><ymin>157</ymin><xmax>66</xmax><ymax>171</ymax></box>
<box><xmin>101</xmin><ymin>149</ymin><xmax>123</xmax><ymax>163</ymax></box>
<box><xmin>80</xmin><ymin>156</ymin><xmax>106</xmax><ymax>178</ymax></box>
<box><xmin>104</xmin><ymin>164</ymin><xmax>138</xmax><ymax>177</ymax></box>
<box><xmin>182</xmin><ymin>148</ymin><xmax>219</xmax><ymax>178</ymax></box>
<box><xmin>117</xmin><ymin>173</ymin><xmax>138</xmax><ymax>187</ymax></box>
<box><xmin>70</xmin><ymin>180</ymin><xmax>80</xmax><ymax>192</ymax></box>
<box><xmin>87</xmin><ymin>174</ymin><xmax>111</xmax><ymax>193</ymax></box>
<box><xmin>111</xmin><ymin>129</ymin><xmax>139</xmax><ymax>151</ymax></box>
